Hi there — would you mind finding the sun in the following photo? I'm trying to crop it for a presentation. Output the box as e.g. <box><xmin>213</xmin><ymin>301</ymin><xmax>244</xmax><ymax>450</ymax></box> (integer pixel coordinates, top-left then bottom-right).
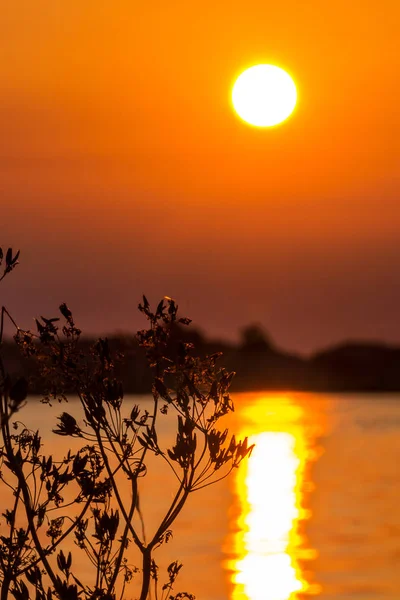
<box><xmin>232</xmin><ymin>64</ymin><xmax>297</xmax><ymax>127</ymax></box>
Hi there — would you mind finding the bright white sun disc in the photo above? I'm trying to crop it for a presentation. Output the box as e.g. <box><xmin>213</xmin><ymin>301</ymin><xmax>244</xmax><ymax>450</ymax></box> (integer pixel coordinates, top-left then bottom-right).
<box><xmin>232</xmin><ymin>65</ymin><xmax>297</xmax><ymax>127</ymax></box>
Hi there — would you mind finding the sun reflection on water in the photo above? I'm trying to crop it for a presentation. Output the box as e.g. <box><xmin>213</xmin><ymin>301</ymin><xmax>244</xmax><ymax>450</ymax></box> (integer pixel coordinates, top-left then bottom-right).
<box><xmin>228</xmin><ymin>395</ymin><xmax>321</xmax><ymax>600</ymax></box>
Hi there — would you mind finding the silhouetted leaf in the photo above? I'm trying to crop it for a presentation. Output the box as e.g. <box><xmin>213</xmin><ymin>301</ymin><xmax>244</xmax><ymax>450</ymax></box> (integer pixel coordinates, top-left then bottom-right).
<box><xmin>9</xmin><ymin>377</ymin><xmax>28</xmax><ymax>403</ymax></box>
<box><xmin>53</xmin><ymin>413</ymin><xmax>82</xmax><ymax>437</ymax></box>
<box><xmin>5</xmin><ymin>247</ymin><xmax>12</xmax><ymax>267</ymax></box>
<box><xmin>59</xmin><ymin>302</ymin><xmax>72</xmax><ymax>320</ymax></box>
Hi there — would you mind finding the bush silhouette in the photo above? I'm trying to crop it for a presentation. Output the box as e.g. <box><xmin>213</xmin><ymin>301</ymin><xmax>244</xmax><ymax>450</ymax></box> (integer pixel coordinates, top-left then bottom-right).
<box><xmin>0</xmin><ymin>247</ymin><xmax>253</xmax><ymax>600</ymax></box>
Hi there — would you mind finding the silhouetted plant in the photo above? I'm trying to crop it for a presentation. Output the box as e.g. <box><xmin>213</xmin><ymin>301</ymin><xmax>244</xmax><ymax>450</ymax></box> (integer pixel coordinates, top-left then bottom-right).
<box><xmin>0</xmin><ymin>247</ymin><xmax>253</xmax><ymax>600</ymax></box>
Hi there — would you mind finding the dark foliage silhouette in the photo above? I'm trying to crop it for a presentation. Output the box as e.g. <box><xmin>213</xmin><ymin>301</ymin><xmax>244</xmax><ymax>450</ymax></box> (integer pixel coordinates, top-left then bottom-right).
<box><xmin>0</xmin><ymin>247</ymin><xmax>253</xmax><ymax>600</ymax></box>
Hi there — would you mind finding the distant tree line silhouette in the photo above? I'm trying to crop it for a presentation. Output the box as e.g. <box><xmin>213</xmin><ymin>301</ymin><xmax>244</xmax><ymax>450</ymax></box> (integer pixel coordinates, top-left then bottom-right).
<box><xmin>4</xmin><ymin>321</ymin><xmax>400</xmax><ymax>393</ymax></box>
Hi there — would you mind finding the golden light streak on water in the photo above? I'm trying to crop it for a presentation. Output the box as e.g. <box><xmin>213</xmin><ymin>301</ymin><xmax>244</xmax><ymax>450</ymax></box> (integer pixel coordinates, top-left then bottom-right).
<box><xmin>228</xmin><ymin>394</ymin><xmax>321</xmax><ymax>600</ymax></box>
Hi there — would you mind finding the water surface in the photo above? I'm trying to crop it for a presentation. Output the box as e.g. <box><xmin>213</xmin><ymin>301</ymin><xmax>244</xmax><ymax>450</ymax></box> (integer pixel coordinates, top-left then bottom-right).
<box><xmin>14</xmin><ymin>393</ymin><xmax>400</xmax><ymax>599</ymax></box>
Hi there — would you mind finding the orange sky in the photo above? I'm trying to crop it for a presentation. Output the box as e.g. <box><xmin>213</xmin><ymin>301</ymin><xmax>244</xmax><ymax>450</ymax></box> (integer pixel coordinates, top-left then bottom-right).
<box><xmin>1</xmin><ymin>1</ymin><xmax>399</xmax><ymax>353</ymax></box>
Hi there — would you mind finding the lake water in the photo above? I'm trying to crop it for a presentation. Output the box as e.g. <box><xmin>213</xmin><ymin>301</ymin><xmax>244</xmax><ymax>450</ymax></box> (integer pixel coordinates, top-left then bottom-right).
<box><xmin>11</xmin><ymin>393</ymin><xmax>400</xmax><ymax>599</ymax></box>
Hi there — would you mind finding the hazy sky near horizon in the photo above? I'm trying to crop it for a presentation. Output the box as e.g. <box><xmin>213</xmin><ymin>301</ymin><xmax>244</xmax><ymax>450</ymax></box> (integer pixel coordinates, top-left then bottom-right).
<box><xmin>1</xmin><ymin>1</ymin><xmax>399</xmax><ymax>354</ymax></box>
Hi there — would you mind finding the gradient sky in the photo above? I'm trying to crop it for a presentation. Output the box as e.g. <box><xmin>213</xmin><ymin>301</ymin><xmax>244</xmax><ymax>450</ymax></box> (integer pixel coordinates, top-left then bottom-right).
<box><xmin>1</xmin><ymin>1</ymin><xmax>399</xmax><ymax>353</ymax></box>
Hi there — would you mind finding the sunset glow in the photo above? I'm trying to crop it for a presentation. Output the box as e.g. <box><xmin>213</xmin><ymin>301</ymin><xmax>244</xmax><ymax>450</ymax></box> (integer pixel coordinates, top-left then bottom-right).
<box><xmin>223</xmin><ymin>392</ymin><xmax>325</xmax><ymax>600</ymax></box>
<box><xmin>232</xmin><ymin>65</ymin><xmax>297</xmax><ymax>127</ymax></box>
<box><xmin>1</xmin><ymin>0</ymin><xmax>400</xmax><ymax>598</ymax></box>
<box><xmin>231</xmin><ymin>432</ymin><xmax>307</xmax><ymax>599</ymax></box>
<box><xmin>2</xmin><ymin>3</ymin><xmax>400</xmax><ymax>350</ymax></box>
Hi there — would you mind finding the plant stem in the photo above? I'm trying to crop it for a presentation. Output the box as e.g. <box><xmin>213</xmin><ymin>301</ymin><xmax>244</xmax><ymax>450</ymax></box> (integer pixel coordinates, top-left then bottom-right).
<box><xmin>107</xmin><ymin>478</ymin><xmax>137</xmax><ymax>595</ymax></box>
<box><xmin>1</xmin><ymin>408</ymin><xmax>58</xmax><ymax>590</ymax></box>
<box><xmin>139</xmin><ymin>547</ymin><xmax>152</xmax><ymax>600</ymax></box>
<box><xmin>1</xmin><ymin>575</ymin><xmax>11</xmax><ymax>600</ymax></box>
